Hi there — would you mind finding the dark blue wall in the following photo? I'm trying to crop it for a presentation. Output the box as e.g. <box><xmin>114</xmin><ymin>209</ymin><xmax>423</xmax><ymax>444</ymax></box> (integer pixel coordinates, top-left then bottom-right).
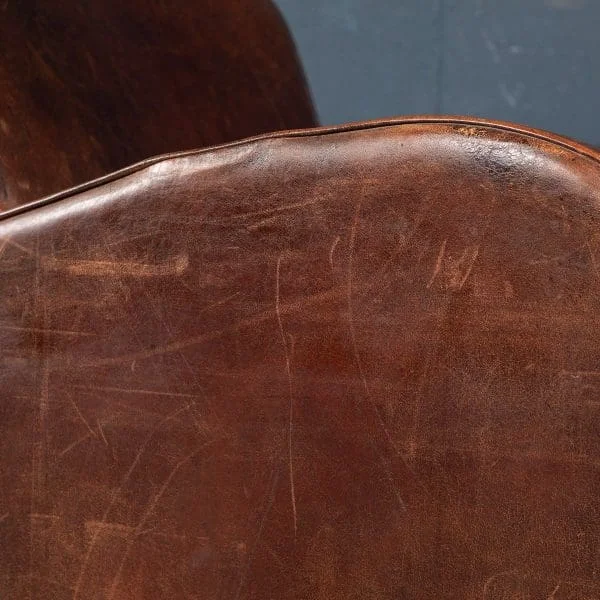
<box><xmin>275</xmin><ymin>0</ymin><xmax>600</xmax><ymax>146</ymax></box>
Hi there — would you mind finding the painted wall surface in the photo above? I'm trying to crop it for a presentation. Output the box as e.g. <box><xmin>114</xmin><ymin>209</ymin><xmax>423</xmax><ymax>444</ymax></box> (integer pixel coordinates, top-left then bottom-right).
<box><xmin>275</xmin><ymin>0</ymin><xmax>600</xmax><ymax>145</ymax></box>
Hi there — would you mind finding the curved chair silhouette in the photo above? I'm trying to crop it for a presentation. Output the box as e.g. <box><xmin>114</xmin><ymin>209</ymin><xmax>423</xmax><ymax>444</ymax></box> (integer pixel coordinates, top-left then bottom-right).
<box><xmin>1</xmin><ymin>116</ymin><xmax>599</xmax><ymax>599</ymax></box>
<box><xmin>0</xmin><ymin>0</ymin><xmax>315</xmax><ymax>211</ymax></box>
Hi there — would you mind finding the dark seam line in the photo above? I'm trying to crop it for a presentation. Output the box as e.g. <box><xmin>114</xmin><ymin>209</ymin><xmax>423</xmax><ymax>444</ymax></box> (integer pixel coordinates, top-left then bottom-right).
<box><xmin>1</xmin><ymin>115</ymin><xmax>599</xmax><ymax>222</ymax></box>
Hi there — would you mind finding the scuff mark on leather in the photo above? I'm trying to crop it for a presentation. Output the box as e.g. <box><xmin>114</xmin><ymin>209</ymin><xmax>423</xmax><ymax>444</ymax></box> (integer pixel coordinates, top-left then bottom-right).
<box><xmin>41</xmin><ymin>254</ymin><xmax>188</xmax><ymax>277</ymax></box>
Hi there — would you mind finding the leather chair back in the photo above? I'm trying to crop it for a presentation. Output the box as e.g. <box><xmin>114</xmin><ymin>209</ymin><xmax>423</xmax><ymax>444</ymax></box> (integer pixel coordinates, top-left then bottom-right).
<box><xmin>1</xmin><ymin>117</ymin><xmax>598</xmax><ymax>599</ymax></box>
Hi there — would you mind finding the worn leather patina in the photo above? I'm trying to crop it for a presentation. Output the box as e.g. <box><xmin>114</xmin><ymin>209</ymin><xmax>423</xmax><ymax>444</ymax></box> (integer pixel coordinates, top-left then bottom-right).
<box><xmin>1</xmin><ymin>117</ymin><xmax>599</xmax><ymax>598</ymax></box>
<box><xmin>0</xmin><ymin>0</ymin><xmax>315</xmax><ymax>210</ymax></box>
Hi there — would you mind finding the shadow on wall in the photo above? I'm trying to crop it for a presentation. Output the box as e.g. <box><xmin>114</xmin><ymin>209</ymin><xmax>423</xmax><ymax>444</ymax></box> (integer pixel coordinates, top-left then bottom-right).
<box><xmin>275</xmin><ymin>0</ymin><xmax>600</xmax><ymax>146</ymax></box>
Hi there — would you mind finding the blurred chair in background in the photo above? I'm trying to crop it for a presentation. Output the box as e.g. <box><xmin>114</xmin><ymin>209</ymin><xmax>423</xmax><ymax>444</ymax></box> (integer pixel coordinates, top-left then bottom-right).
<box><xmin>0</xmin><ymin>0</ymin><xmax>316</xmax><ymax>210</ymax></box>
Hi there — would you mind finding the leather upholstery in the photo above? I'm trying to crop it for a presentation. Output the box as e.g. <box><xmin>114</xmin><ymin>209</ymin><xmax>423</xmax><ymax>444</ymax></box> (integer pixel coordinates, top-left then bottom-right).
<box><xmin>0</xmin><ymin>0</ymin><xmax>316</xmax><ymax>211</ymax></box>
<box><xmin>1</xmin><ymin>117</ymin><xmax>599</xmax><ymax>598</ymax></box>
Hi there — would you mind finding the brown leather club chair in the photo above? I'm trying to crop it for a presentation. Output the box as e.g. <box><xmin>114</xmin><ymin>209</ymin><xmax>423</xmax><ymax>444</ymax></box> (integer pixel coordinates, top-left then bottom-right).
<box><xmin>0</xmin><ymin>0</ymin><xmax>316</xmax><ymax>211</ymax></box>
<box><xmin>1</xmin><ymin>116</ymin><xmax>599</xmax><ymax>598</ymax></box>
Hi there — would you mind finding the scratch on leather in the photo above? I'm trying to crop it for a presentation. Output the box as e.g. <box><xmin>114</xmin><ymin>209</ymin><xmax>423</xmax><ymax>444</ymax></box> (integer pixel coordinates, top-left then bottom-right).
<box><xmin>275</xmin><ymin>251</ymin><xmax>297</xmax><ymax>539</ymax></box>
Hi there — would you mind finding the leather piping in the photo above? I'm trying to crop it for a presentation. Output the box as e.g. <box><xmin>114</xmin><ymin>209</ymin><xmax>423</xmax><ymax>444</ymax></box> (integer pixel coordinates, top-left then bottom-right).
<box><xmin>2</xmin><ymin>115</ymin><xmax>599</xmax><ymax>222</ymax></box>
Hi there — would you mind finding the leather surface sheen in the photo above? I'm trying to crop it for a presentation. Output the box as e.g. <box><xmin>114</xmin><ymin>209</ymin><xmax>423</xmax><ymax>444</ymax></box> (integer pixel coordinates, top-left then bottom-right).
<box><xmin>1</xmin><ymin>117</ymin><xmax>599</xmax><ymax>599</ymax></box>
<box><xmin>0</xmin><ymin>0</ymin><xmax>316</xmax><ymax>210</ymax></box>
